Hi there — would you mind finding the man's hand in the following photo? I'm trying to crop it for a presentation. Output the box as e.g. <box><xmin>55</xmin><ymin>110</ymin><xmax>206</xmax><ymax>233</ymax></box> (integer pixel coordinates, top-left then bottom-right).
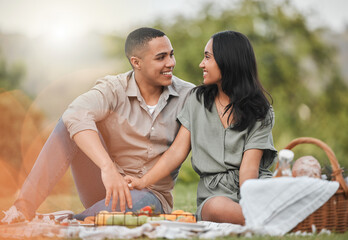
<box><xmin>101</xmin><ymin>164</ymin><xmax>133</xmax><ymax>212</ymax></box>
<box><xmin>72</xmin><ymin>130</ymin><xmax>133</xmax><ymax>212</ymax></box>
<box><xmin>124</xmin><ymin>175</ymin><xmax>145</xmax><ymax>190</ymax></box>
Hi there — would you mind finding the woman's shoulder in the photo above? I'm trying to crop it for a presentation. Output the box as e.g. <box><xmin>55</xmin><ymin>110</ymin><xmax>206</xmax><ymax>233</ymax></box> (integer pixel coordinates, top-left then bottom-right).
<box><xmin>189</xmin><ymin>85</ymin><xmax>213</xmax><ymax>102</ymax></box>
<box><xmin>266</xmin><ymin>105</ymin><xmax>275</xmax><ymax>125</ymax></box>
<box><xmin>186</xmin><ymin>87</ymin><xmax>203</xmax><ymax>104</ymax></box>
<box><xmin>252</xmin><ymin>105</ymin><xmax>275</xmax><ymax>131</ymax></box>
<box><xmin>180</xmin><ymin>88</ymin><xmax>206</xmax><ymax>117</ymax></box>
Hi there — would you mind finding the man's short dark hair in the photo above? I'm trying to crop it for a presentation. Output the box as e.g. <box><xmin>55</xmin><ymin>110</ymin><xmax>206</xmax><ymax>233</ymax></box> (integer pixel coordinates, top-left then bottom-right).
<box><xmin>125</xmin><ymin>27</ymin><xmax>166</xmax><ymax>60</ymax></box>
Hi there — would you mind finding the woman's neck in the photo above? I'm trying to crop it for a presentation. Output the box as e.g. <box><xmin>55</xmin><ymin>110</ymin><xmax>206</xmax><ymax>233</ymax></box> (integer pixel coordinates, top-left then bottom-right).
<box><xmin>217</xmin><ymin>90</ymin><xmax>230</xmax><ymax>106</ymax></box>
<box><xmin>215</xmin><ymin>89</ymin><xmax>233</xmax><ymax>128</ymax></box>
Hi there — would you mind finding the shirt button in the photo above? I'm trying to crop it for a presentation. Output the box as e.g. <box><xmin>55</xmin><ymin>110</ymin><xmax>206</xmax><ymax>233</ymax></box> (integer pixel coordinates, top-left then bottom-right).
<box><xmin>151</xmin><ymin>127</ymin><xmax>155</xmax><ymax>131</ymax></box>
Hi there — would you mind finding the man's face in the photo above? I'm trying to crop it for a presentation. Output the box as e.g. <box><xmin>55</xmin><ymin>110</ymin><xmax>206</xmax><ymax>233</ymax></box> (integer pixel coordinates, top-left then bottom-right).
<box><xmin>137</xmin><ymin>36</ymin><xmax>176</xmax><ymax>87</ymax></box>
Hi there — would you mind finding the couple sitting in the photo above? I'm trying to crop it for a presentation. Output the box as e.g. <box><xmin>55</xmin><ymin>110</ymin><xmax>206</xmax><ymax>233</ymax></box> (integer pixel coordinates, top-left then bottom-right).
<box><xmin>2</xmin><ymin>27</ymin><xmax>276</xmax><ymax>225</ymax></box>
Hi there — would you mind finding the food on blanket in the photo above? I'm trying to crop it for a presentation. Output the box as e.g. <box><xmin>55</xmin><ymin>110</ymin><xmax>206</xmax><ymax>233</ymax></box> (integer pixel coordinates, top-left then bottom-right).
<box><xmin>292</xmin><ymin>155</ymin><xmax>321</xmax><ymax>178</ymax></box>
<box><xmin>177</xmin><ymin>215</ymin><xmax>196</xmax><ymax>223</ymax></box>
<box><xmin>146</xmin><ymin>216</ymin><xmax>165</xmax><ymax>222</ymax></box>
<box><xmin>83</xmin><ymin>216</ymin><xmax>95</xmax><ymax>224</ymax></box>
<box><xmin>60</xmin><ymin>221</ymin><xmax>69</xmax><ymax>226</ymax></box>
<box><xmin>165</xmin><ymin>210</ymin><xmax>196</xmax><ymax>222</ymax></box>
<box><xmin>95</xmin><ymin>211</ymin><xmax>114</xmax><ymax>225</ymax></box>
<box><xmin>101</xmin><ymin>212</ymin><xmax>143</xmax><ymax>226</ymax></box>
<box><xmin>171</xmin><ymin>209</ymin><xmax>185</xmax><ymax>214</ymax></box>
<box><xmin>59</xmin><ymin>218</ymin><xmax>79</xmax><ymax>226</ymax></box>
<box><xmin>104</xmin><ymin>214</ymin><xmax>166</xmax><ymax>225</ymax></box>
<box><xmin>138</xmin><ymin>205</ymin><xmax>154</xmax><ymax>215</ymax></box>
<box><xmin>162</xmin><ymin>214</ymin><xmax>177</xmax><ymax>221</ymax></box>
<box><xmin>95</xmin><ymin>209</ymin><xmax>196</xmax><ymax>226</ymax></box>
<box><xmin>106</xmin><ymin>214</ymin><xmax>125</xmax><ymax>225</ymax></box>
<box><xmin>125</xmin><ymin>215</ymin><xmax>139</xmax><ymax>225</ymax></box>
<box><xmin>138</xmin><ymin>215</ymin><xmax>148</xmax><ymax>225</ymax></box>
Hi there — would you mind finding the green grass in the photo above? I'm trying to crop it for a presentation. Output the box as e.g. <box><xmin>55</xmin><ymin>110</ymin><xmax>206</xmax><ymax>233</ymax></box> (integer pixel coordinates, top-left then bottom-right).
<box><xmin>172</xmin><ymin>181</ymin><xmax>197</xmax><ymax>213</ymax></box>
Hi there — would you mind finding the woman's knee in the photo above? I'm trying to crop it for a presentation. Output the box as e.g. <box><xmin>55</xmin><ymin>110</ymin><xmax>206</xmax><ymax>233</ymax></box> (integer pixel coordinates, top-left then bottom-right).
<box><xmin>202</xmin><ymin>196</ymin><xmax>228</xmax><ymax>216</ymax></box>
<box><xmin>201</xmin><ymin>196</ymin><xmax>245</xmax><ymax>224</ymax></box>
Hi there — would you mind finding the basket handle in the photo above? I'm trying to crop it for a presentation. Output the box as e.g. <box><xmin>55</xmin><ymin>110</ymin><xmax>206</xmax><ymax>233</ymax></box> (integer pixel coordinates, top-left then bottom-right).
<box><xmin>284</xmin><ymin>137</ymin><xmax>348</xmax><ymax>197</ymax></box>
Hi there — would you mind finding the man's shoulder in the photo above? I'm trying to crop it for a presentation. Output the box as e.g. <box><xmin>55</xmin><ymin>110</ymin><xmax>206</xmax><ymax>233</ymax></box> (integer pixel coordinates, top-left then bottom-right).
<box><xmin>171</xmin><ymin>75</ymin><xmax>195</xmax><ymax>93</ymax></box>
<box><xmin>94</xmin><ymin>71</ymin><xmax>132</xmax><ymax>91</ymax></box>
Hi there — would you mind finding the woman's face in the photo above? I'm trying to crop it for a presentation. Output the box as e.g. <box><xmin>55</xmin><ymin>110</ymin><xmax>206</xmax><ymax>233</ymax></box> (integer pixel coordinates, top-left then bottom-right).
<box><xmin>199</xmin><ymin>38</ymin><xmax>222</xmax><ymax>85</ymax></box>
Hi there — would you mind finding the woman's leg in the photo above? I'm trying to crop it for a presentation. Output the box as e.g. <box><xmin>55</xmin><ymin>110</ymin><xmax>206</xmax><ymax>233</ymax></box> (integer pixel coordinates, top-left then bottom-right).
<box><xmin>73</xmin><ymin>189</ymin><xmax>163</xmax><ymax>220</ymax></box>
<box><xmin>201</xmin><ymin>196</ymin><xmax>245</xmax><ymax>225</ymax></box>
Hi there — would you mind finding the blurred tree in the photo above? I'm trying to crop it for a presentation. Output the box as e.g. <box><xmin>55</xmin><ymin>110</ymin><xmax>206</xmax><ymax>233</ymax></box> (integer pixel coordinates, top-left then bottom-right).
<box><xmin>103</xmin><ymin>34</ymin><xmax>129</xmax><ymax>69</ymax></box>
<box><xmin>0</xmin><ymin>50</ymin><xmax>30</xmax><ymax>170</ymax></box>
<box><xmin>0</xmin><ymin>61</ymin><xmax>76</xmax><ymax>199</ymax></box>
<box><xmin>0</xmin><ymin>50</ymin><xmax>25</xmax><ymax>91</ymax></box>
<box><xmin>106</xmin><ymin>0</ymin><xmax>348</xmax><ymax>182</ymax></box>
<box><xmin>0</xmin><ymin>89</ymin><xmax>47</xmax><ymax>196</ymax></box>
<box><xmin>0</xmin><ymin>49</ymin><xmax>46</xmax><ymax>196</ymax></box>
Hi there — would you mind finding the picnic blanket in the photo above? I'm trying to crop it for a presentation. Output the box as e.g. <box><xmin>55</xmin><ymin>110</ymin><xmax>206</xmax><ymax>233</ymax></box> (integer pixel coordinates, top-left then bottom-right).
<box><xmin>0</xmin><ymin>219</ymin><xmax>333</xmax><ymax>239</ymax></box>
<box><xmin>0</xmin><ymin>177</ymin><xmax>338</xmax><ymax>239</ymax></box>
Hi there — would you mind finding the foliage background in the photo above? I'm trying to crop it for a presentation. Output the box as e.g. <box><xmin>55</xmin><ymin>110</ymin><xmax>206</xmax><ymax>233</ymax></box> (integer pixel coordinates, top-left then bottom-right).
<box><xmin>106</xmin><ymin>0</ymin><xmax>348</xmax><ymax>183</ymax></box>
<box><xmin>0</xmin><ymin>0</ymin><xmax>348</xmax><ymax>207</ymax></box>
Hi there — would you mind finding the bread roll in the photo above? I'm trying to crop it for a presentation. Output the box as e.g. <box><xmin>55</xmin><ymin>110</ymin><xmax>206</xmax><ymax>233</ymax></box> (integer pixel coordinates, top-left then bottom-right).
<box><xmin>292</xmin><ymin>155</ymin><xmax>321</xmax><ymax>178</ymax></box>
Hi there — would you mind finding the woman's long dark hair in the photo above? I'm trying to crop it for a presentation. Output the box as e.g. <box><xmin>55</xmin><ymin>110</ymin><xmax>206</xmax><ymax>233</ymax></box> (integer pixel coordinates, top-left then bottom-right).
<box><xmin>195</xmin><ymin>30</ymin><xmax>272</xmax><ymax>131</ymax></box>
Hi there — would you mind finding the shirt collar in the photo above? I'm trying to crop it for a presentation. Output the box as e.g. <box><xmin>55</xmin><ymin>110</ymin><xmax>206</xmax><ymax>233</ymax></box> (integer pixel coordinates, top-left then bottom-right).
<box><xmin>166</xmin><ymin>80</ymin><xmax>179</xmax><ymax>97</ymax></box>
<box><xmin>126</xmin><ymin>71</ymin><xmax>180</xmax><ymax>98</ymax></box>
<box><xmin>125</xmin><ymin>71</ymin><xmax>138</xmax><ymax>97</ymax></box>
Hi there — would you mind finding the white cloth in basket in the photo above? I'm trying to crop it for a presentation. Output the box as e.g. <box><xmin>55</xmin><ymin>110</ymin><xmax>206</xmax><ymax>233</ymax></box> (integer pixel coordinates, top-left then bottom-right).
<box><xmin>240</xmin><ymin>176</ymin><xmax>339</xmax><ymax>236</ymax></box>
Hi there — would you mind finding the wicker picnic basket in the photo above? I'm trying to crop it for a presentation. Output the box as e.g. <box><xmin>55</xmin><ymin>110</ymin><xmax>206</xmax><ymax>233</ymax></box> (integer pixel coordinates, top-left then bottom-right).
<box><xmin>281</xmin><ymin>137</ymin><xmax>348</xmax><ymax>233</ymax></box>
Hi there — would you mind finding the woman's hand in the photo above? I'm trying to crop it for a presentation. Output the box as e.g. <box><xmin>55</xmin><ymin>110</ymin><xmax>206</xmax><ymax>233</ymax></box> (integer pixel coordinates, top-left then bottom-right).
<box><xmin>124</xmin><ymin>175</ymin><xmax>146</xmax><ymax>190</ymax></box>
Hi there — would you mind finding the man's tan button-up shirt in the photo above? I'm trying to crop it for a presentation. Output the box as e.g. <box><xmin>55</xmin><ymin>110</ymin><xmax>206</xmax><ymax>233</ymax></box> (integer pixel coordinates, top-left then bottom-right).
<box><xmin>62</xmin><ymin>71</ymin><xmax>195</xmax><ymax>213</ymax></box>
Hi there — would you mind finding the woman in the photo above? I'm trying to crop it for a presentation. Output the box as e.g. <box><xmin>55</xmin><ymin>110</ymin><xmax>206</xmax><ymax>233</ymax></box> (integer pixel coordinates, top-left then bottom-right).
<box><xmin>126</xmin><ymin>30</ymin><xmax>277</xmax><ymax>224</ymax></box>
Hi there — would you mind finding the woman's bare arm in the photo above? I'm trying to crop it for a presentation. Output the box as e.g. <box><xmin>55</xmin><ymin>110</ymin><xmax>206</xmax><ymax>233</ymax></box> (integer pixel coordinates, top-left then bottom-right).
<box><xmin>239</xmin><ymin>149</ymin><xmax>263</xmax><ymax>187</ymax></box>
<box><xmin>127</xmin><ymin>125</ymin><xmax>191</xmax><ymax>189</ymax></box>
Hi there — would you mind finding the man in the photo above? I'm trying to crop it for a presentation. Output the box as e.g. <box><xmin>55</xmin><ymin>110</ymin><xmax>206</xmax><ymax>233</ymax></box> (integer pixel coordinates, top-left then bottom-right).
<box><xmin>2</xmin><ymin>27</ymin><xmax>194</xmax><ymax>223</ymax></box>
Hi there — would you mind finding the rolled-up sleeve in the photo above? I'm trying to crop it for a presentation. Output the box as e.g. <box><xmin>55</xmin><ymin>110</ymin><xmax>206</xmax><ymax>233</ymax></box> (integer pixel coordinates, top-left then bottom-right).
<box><xmin>244</xmin><ymin>109</ymin><xmax>277</xmax><ymax>169</ymax></box>
<box><xmin>62</xmin><ymin>78</ymin><xmax>118</xmax><ymax>138</ymax></box>
<box><xmin>177</xmin><ymin>93</ymin><xmax>193</xmax><ymax>131</ymax></box>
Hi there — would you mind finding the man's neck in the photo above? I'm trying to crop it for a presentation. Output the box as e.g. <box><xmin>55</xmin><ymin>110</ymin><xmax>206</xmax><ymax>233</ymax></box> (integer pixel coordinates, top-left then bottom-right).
<box><xmin>134</xmin><ymin>72</ymin><xmax>163</xmax><ymax>106</ymax></box>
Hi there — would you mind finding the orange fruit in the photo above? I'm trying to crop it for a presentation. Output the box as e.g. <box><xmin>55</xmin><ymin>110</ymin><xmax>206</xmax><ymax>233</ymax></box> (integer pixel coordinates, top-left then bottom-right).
<box><xmin>171</xmin><ymin>209</ymin><xmax>185</xmax><ymax>214</ymax></box>
<box><xmin>164</xmin><ymin>214</ymin><xmax>177</xmax><ymax>221</ymax></box>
